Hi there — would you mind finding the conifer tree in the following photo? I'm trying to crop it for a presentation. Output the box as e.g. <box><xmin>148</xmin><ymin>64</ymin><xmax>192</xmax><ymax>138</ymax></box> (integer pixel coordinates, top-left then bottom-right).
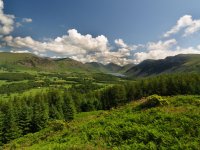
<box><xmin>63</xmin><ymin>93</ymin><xmax>76</xmax><ymax>121</ymax></box>
<box><xmin>47</xmin><ymin>89</ymin><xmax>64</xmax><ymax>119</ymax></box>
<box><xmin>31</xmin><ymin>94</ymin><xmax>49</xmax><ymax>132</ymax></box>
<box><xmin>18</xmin><ymin>99</ymin><xmax>32</xmax><ymax>135</ymax></box>
<box><xmin>0</xmin><ymin>111</ymin><xmax>4</xmax><ymax>146</ymax></box>
<box><xmin>3</xmin><ymin>103</ymin><xmax>21</xmax><ymax>143</ymax></box>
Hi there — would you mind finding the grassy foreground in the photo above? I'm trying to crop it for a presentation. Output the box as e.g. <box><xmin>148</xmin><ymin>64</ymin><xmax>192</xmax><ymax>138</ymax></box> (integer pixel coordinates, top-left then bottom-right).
<box><xmin>4</xmin><ymin>95</ymin><xmax>200</xmax><ymax>150</ymax></box>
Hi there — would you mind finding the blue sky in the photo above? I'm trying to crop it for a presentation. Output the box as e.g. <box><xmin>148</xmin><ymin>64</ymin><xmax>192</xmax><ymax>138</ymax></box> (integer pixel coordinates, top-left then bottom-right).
<box><xmin>1</xmin><ymin>0</ymin><xmax>200</xmax><ymax>65</ymax></box>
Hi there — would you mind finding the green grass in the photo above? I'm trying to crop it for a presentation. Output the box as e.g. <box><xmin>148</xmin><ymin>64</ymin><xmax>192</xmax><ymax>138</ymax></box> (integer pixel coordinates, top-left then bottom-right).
<box><xmin>0</xmin><ymin>87</ymin><xmax>49</xmax><ymax>101</ymax></box>
<box><xmin>0</xmin><ymin>80</ymin><xmax>7</xmax><ymax>86</ymax></box>
<box><xmin>3</xmin><ymin>95</ymin><xmax>200</xmax><ymax>150</ymax></box>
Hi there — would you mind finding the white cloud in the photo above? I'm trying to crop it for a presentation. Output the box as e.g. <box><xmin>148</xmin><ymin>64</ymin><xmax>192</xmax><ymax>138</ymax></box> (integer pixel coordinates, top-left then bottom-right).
<box><xmin>115</xmin><ymin>38</ymin><xmax>139</xmax><ymax>50</ymax></box>
<box><xmin>0</xmin><ymin>0</ymin><xmax>15</xmax><ymax>35</ymax></box>
<box><xmin>2</xmin><ymin>10</ymin><xmax>200</xmax><ymax>66</ymax></box>
<box><xmin>134</xmin><ymin>39</ymin><xmax>177</xmax><ymax>63</ymax></box>
<box><xmin>2</xmin><ymin>30</ymin><xmax>108</xmax><ymax>60</ymax></box>
<box><xmin>133</xmin><ymin>39</ymin><xmax>200</xmax><ymax>63</ymax></box>
<box><xmin>5</xmin><ymin>28</ymin><xmax>200</xmax><ymax>65</ymax></box>
<box><xmin>10</xmin><ymin>50</ymin><xmax>30</xmax><ymax>53</ymax></box>
<box><xmin>184</xmin><ymin>20</ymin><xmax>200</xmax><ymax>36</ymax></box>
<box><xmin>164</xmin><ymin>15</ymin><xmax>200</xmax><ymax>37</ymax></box>
<box><xmin>22</xmin><ymin>18</ymin><xmax>32</xmax><ymax>23</ymax></box>
<box><xmin>16</xmin><ymin>22</ymin><xmax>22</xmax><ymax>28</ymax></box>
<box><xmin>147</xmin><ymin>39</ymin><xmax>177</xmax><ymax>51</ymax></box>
<box><xmin>3</xmin><ymin>29</ymin><xmax>141</xmax><ymax>65</ymax></box>
<box><xmin>115</xmin><ymin>39</ymin><xmax>127</xmax><ymax>48</ymax></box>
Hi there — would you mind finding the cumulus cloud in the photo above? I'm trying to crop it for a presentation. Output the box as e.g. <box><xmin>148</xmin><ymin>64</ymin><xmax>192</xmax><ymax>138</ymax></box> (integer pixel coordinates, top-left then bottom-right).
<box><xmin>4</xmin><ymin>28</ymin><xmax>200</xmax><ymax>65</ymax></box>
<box><xmin>115</xmin><ymin>39</ymin><xmax>128</xmax><ymax>48</ymax></box>
<box><xmin>2</xmin><ymin>8</ymin><xmax>200</xmax><ymax>66</ymax></box>
<box><xmin>4</xmin><ymin>29</ymin><xmax>110</xmax><ymax>55</ymax></box>
<box><xmin>133</xmin><ymin>39</ymin><xmax>200</xmax><ymax>63</ymax></box>
<box><xmin>0</xmin><ymin>0</ymin><xmax>15</xmax><ymax>35</ymax></box>
<box><xmin>164</xmin><ymin>15</ymin><xmax>200</xmax><ymax>37</ymax></box>
<box><xmin>3</xmin><ymin>29</ymin><xmax>140</xmax><ymax>65</ymax></box>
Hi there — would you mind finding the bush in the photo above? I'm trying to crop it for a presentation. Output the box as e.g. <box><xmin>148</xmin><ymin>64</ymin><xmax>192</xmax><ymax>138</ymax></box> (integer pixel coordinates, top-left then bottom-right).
<box><xmin>141</xmin><ymin>95</ymin><xmax>169</xmax><ymax>108</ymax></box>
<box><xmin>49</xmin><ymin>120</ymin><xmax>66</xmax><ymax>131</ymax></box>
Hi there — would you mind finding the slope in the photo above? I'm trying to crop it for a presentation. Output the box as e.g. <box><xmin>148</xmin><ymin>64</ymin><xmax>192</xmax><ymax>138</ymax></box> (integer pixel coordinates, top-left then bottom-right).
<box><xmin>85</xmin><ymin>62</ymin><xmax>122</xmax><ymax>73</ymax></box>
<box><xmin>126</xmin><ymin>54</ymin><xmax>200</xmax><ymax>77</ymax></box>
<box><xmin>0</xmin><ymin>52</ymin><xmax>96</xmax><ymax>73</ymax></box>
<box><xmin>4</xmin><ymin>95</ymin><xmax>200</xmax><ymax>150</ymax></box>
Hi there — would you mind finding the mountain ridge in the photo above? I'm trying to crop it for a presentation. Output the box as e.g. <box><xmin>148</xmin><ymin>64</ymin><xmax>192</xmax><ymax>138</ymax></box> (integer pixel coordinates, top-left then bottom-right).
<box><xmin>126</xmin><ymin>54</ymin><xmax>200</xmax><ymax>77</ymax></box>
<box><xmin>0</xmin><ymin>52</ymin><xmax>122</xmax><ymax>73</ymax></box>
<box><xmin>1</xmin><ymin>52</ymin><xmax>200</xmax><ymax>76</ymax></box>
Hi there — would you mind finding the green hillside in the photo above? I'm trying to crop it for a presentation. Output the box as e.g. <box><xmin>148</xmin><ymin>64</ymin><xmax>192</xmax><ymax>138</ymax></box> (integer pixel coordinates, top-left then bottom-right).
<box><xmin>126</xmin><ymin>54</ymin><xmax>200</xmax><ymax>77</ymax></box>
<box><xmin>85</xmin><ymin>62</ymin><xmax>110</xmax><ymax>73</ymax></box>
<box><xmin>105</xmin><ymin>63</ymin><xmax>122</xmax><ymax>72</ymax></box>
<box><xmin>3</xmin><ymin>52</ymin><xmax>200</xmax><ymax>77</ymax></box>
<box><xmin>0</xmin><ymin>52</ymin><xmax>58</xmax><ymax>72</ymax></box>
<box><xmin>0</xmin><ymin>52</ymin><xmax>98</xmax><ymax>73</ymax></box>
<box><xmin>85</xmin><ymin>62</ymin><xmax>122</xmax><ymax>73</ymax></box>
<box><xmin>0</xmin><ymin>52</ymin><xmax>123</xmax><ymax>74</ymax></box>
<box><xmin>4</xmin><ymin>95</ymin><xmax>200</xmax><ymax>150</ymax></box>
<box><xmin>120</xmin><ymin>63</ymin><xmax>135</xmax><ymax>73</ymax></box>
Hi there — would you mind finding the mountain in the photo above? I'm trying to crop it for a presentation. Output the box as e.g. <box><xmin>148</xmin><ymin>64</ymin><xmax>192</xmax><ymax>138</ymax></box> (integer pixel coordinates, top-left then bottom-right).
<box><xmin>105</xmin><ymin>63</ymin><xmax>122</xmax><ymax>72</ymax></box>
<box><xmin>126</xmin><ymin>54</ymin><xmax>200</xmax><ymax>77</ymax></box>
<box><xmin>0</xmin><ymin>52</ymin><xmax>122</xmax><ymax>73</ymax></box>
<box><xmin>119</xmin><ymin>63</ymin><xmax>135</xmax><ymax>73</ymax></box>
<box><xmin>85</xmin><ymin>62</ymin><xmax>122</xmax><ymax>73</ymax></box>
<box><xmin>2</xmin><ymin>52</ymin><xmax>200</xmax><ymax>76</ymax></box>
<box><xmin>0</xmin><ymin>52</ymin><xmax>92</xmax><ymax>72</ymax></box>
<box><xmin>85</xmin><ymin>62</ymin><xmax>109</xmax><ymax>72</ymax></box>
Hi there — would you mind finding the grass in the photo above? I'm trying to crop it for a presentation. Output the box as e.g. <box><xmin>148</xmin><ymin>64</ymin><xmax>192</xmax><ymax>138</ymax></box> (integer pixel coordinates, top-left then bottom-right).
<box><xmin>3</xmin><ymin>95</ymin><xmax>200</xmax><ymax>150</ymax></box>
<box><xmin>0</xmin><ymin>80</ymin><xmax>7</xmax><ymax>86</ymax></box>
<box><xmin>0</xmin><ymin>87</ymin><xmax>49</xmax><ymax>101</ymax></box>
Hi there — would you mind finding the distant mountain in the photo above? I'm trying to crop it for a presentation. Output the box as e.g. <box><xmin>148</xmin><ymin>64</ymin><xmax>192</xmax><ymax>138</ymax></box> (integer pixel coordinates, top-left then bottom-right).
<box><xmin>0</xmin><ymin>52</ymin><xmax>122</xmax><ymax>73</ymax></box>
<box><xmin>126</xmin><ymin>54</ymin><xmax>200</xmax><ymax>77</ymax></box>
<box><xmin>85</xmin><ymin>62</ymin><xmax>109</xmax><ymax>72</ymax></box>
<box><xmin>2</xmin><ymin>52</ymin><xmax>200</xmax><ymax>76</ymax></box>
<box><xmin>105</xmin><ymin>63</ymin><xmax>122</xmax><ymax>72</ymax></box>
<box><xmin>85</xmin><ymin>62</ymin><xmax>122</xmax><ymax>73</ymax></box>
<box><xmin>0</xmin><ymin>52</ymin><xmax>92</xmax><ymax>72</ymax></box>
<box><xmin>120</xmin><ymin>63</ymin><xmax>135</xmax><ymax>73</ymax></box>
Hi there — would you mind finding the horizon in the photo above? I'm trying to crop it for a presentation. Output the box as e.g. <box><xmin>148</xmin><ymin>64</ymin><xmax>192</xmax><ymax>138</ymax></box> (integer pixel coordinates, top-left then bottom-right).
<box><xmin>1</xmin><ymin>0</ymin><xmax>200</xmax><ymax>65</ymax></box>
<box><xmin>1</xmin><ymin>51</ymin><xmax>200</xmax><ymax>67</ymax></box>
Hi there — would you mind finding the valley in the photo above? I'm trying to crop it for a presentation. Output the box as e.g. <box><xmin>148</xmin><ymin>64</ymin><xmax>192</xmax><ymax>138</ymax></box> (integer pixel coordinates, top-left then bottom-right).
<box><xmin>0</xmin><ymin>52</ymin><xmax>200</xmax><ymax>149</ymax></box>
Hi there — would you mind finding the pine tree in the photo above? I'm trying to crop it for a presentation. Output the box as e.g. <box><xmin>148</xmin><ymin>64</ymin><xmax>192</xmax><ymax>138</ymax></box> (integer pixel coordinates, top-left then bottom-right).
<box><xmin>107</xmin><ymin>85</ymin><xmax>127</xmax><ymax>108</ymax></box>
<box><xmin>63</xmin><ymin>93</ymin><xmax>76</xmax><ymax>121</ymax></box>
<box><xmin>0</xmin><ymin>111</ymin><xmax>4</xmax><ymax>146</ymax></box>
<box><xmin>3</xmin><ymin>102</ymin><xmax>21</xmax><ymax>143</ymax></box>
<box><xmin>31</xmin><ymin>94</ymin><xmax>49</xmax><ymax>132</ymax></box>
<box><xmin>47</xmin><ymin>89</ymin><xmax>64</xmax><ymax>119</ymax></box>
<box><xmin>18</xmin><ymin>99</ymin><xmax>32</xmax><ymax>135</ymax></box>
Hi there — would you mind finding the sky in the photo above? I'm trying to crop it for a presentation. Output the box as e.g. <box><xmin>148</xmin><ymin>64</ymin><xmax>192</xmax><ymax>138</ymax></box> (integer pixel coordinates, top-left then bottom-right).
<box><xmin>1</xmin><ymin>0</ymin><xmax>200</xmax><ymax>65</ymax></box>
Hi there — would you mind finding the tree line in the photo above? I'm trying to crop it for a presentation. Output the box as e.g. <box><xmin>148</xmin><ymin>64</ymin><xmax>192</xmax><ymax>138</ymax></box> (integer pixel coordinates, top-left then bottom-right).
<box><xmin>0</xmin><ymin>89</ymin><xmax>75</xmax><ymax>144</ymax></box>
<box><xmin>0</xmin><ymin>73</ymin><xmax>34</xmax><ymax>81</ymax></box>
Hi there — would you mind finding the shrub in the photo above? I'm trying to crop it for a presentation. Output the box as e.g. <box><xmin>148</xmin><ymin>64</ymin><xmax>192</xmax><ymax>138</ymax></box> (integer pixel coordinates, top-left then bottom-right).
<box><xmin>49</xmin><ymin>120</ymin><xmax>66</xmax><ymax>131</ymax></box>
<box><xmin>141</xmin><ymin>95</ymin><xmax>169</xmax><ymax>108</ymax></box>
